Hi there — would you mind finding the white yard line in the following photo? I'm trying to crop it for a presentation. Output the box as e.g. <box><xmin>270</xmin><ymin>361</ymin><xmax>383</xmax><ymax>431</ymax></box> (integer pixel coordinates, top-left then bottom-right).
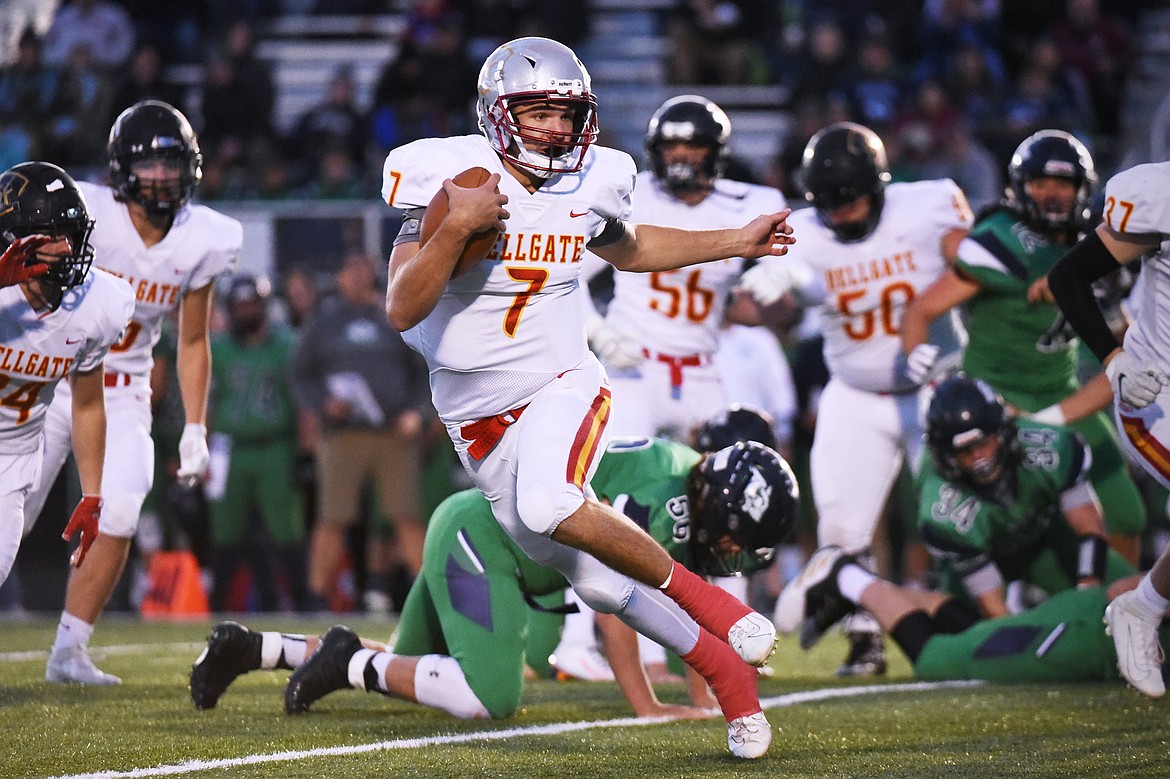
<box><xmin>0</xmin><ymin>642</ymin><xmax>205</xmax><ymax>663</ymax></box>
<box><xmin>46</xmin><ymin>680</ymin><xmax>981</xmax><ymax>779</ymax></box>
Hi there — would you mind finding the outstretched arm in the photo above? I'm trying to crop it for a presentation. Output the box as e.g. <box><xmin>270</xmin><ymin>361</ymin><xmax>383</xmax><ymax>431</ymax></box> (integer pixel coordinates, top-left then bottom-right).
<box><xmin>592</xmin><ymin>210</ymin><xmax>794</xmax><ymax>273</ymax></box>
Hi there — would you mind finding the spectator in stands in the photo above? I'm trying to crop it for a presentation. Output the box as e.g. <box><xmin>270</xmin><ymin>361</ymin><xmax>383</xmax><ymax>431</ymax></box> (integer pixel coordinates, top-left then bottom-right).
<box><xmin>200</xmin><ymin>21</ymin><xmax>275</xmax><ymax>169</ymax></box>
<box><xmin>246</xmin><ymin>145</ymin><xmax>295</xmax><ymax>200</ymax></box>
<box><xmin>296</xmin><ymin>145</ymin><xmax>366</xmax><ymax>200</ymax></box>
<box><xmin>118</xmin><ymin>0</ymin><xmax>203</xmax><ymax>65</ymax></box>
<box><xmin>666</xmin><ymin>0</ymin><xmax>772</xmax><ymax>85</ymax></box>
<box><xmin>996</xmin><ymin>64</ymin><xmax>1085</xmax><ymax>164</ymax></box>
<box><xmin>108</xmin><ymin>43</ymin><xmax>187</xmax><ymax>128</ymax></box>
<box><xmin>0</xmin><ymin>1</ymin><xmax>56</xmax><ymax>68</ymax></box>
<box><xmin>893</xmin><ymin>79</ymin><xmax>961</xmax><ymax>179</ymax></box>
<box><xmin>0</xmin><ymin>28</ymin><xmax>56</xmax><ymax>164</ymax></box>
<box><xmin>41</xmin><ymin>43</ymin><xmax>114</xmax><ymax>166</ymax></box>
<box><xmin>291</xmin><ymin>250</ymin><xmax>431</xmax><ymax>612</ymax></box>
<box><xmin>370</xmin><ymin>43</ymin><xmax>444</xmax><ymax>153</ymax></box>
<box><xmin>1047</xmin><ymin>0</ymin><xmax>1130</xmax><ymax>138</ymax></box>
<box><xmin>943</xmin><ymin>40</ymin><xmax>1008</xmax><ymax>142</ymax></box>
<box><xmin>913</xmin><ymin>0</ymin><xmax>1001</xmax><ymax>86</ymax></box>
<box><xmin>289</xmin><ymin>65</ymin><xmax>368</xmax><ymax>172</ymax></box>
<box><xmin>841</xmin><ymin>31</ymin><xmax>907</xmax><ymax>133</ymax></box>
<box><xmin>42</xmin><ymin>0</ymin><xmax>135</xmax><ymax>71</ymax></box>
<box><xmin>919</xmin><ymin>120</ymin><xmax>1000</xmax><ymax>213</ymax></box>
<box><xmin>784</xmin><ymin>19</ymin><xmax>852</xmax><ymax>111</ymax></box>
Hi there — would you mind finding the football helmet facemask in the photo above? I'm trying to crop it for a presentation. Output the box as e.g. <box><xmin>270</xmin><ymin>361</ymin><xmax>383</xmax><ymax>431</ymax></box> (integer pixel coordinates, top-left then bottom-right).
<box><xmin>108</xmin><ymin>99</ymin><xmax>202</xmax><ymax>215</ymax></box>
<box><xmin>476</xmin><ymin>37</ymin><xmax>598</xmax><ymax>179</ymax></box>
<box><xmin>1006</xmin><ymin>129</ymin><xmax>1096</xmax><ymax>233</ymax></box>
<box><xmin>801</xmin><ymin>121</ymin><xmax>891</xmax><ymax>243</ymax></box>
<box><xmin>925</xmin><ymin>374</ymin><xmax>1019</xmax><ymax>488</ymax></box>
<box><xmin>645</xmin><ymin>95</ymin><xmax>731</xmax><ymax>194</ymax></box>
<box><xmin>687</xmin><ymin>441</ymin><xmax>798</xmax><ymax>576</ymax></box>
<box><xmin>692</xmin><ymin>403</ymin><xmax>778</xmax><ymax>453</ymax></box>
<box><xmin>0</xmin><ymin>161</ymin><xmax>95</xmax><ymax>294</ymax></box>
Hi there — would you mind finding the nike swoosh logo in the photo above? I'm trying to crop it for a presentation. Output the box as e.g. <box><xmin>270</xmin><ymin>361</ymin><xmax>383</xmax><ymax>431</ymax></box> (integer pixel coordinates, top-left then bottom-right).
<box><xmin>570</xmin><ymin>211</ymin><xmax>589</xmax><ymax>218</ymax></box>
<box><xmin>66</xmin><ymin>337</ymin><xmax>83</xmax><ymax>344</ymax></box>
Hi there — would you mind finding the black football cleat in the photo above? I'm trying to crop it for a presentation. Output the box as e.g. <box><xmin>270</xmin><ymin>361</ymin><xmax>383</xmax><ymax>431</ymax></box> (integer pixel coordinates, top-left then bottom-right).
<box><xmin>190</xmin><ymin>621</ymin><xmax>262</xmax><ymax>710</ymax></box>
<box><xmin>774</xmin><ymin>546</ymin><xmax>857</xmax><ymax>650</ymax></box>
<box><xmin>836</xmin><ymin>631</ymin><xmax>888</xmax><ymax>677</ymax></box>
<box><xmin>284</xmin><ymin>625</ymin><xmax>362</xmax><ymax>714</ymax></box>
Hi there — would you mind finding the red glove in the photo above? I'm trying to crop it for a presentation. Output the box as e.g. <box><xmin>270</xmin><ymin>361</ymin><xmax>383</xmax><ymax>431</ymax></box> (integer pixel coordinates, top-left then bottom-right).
<box><xmin>62</xmin><ymin>494</ymin><xmax>102</xmax><ymax>568</ymax></box>
<box><xmin>0</xmin><ymin>234</ymin><xmax>51</xmax><ymax>287</ymax></box>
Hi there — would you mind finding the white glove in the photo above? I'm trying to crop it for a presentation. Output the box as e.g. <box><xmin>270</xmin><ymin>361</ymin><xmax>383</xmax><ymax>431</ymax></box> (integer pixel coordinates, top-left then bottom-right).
<box><xmin>176</xmin><ymin>422</ymin><xmax>209</xmax><ymax>485</ymax></box>
<box><xmin>904</xmin><ymin>343</ymin><xmax>940</xmax><ymax>385</ymax></box>
<box><xmin>586</xmin><ymin>314</ymin><xmax>644</xmax><ymax>370</ymax></box>
<box><xmin>1106</xmin><ymin>351</ymin><xmax>1170</xmax><ymax>409</ymax></box>
<box><xmin>738</xmin><ymin>259</ymin><xmax>811</xmax><ymax>306</ymax></box>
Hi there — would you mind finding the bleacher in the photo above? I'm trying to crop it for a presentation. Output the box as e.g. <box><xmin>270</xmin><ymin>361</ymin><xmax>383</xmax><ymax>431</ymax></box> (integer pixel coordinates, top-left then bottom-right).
<box><xmin>234</xmin><ymin>0</ymin><xmax>791</xmax><ymax>175</ymax></box>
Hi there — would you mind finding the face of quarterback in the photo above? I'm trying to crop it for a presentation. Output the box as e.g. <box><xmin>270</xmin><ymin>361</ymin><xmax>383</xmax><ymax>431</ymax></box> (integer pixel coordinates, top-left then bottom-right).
<box><xmin>131</xmin><ymin>158</ymin><xmax>184</xmax><ymax>207</ymax></box>
<box><xmin>510</xmin><ymin>100</ymin><xmax>579</xmax><ymax>160</ymax></box>
<box><xmin>1025</xmin><ymin>176</ymin><xmax>1077</xmax><ymax>226</ymax></box>
<box><xmin>954</xmin><ymin>434</ymin><xmax>1004</xmax><ymax>485</ymax></box>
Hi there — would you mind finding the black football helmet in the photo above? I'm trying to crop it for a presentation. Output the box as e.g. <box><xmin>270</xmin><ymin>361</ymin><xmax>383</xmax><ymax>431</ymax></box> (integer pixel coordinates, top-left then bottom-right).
<box><xmin>108</xmin><ymin>100</ymin><xmax>202</xmax><ymax>215</ymax></box>
<box><xmin>687</xmin><ymin>441</ymin><xmax>798</xmax><ymax>576</ymax></box>
<box><xmin>692</xmin><ymin>403</ymin><xmax>777</xmax><ymax>453</ymax></box>
<box><xmin>645</xmin><ymin>95</ymin><xmax>731</xmax><ymax>194</ymax></box>
<box><xmin>1005</xmin><ymin>129</ymin><xmax>1096</xmax><ymax>232</ymax></box>
<box><xmin>801</xmin><ymin>122</ymin><xmax>891</xmax><ymax>243</ymax></box>
<box><xmin>925</xmin><ymin>374</ymin><xmax>1018</xmax><ymax>487</ymax></box>
<box><xmin>0</xmin><ymin>161</ymin><xmax>94</xmax><ymax>293</ymax></box>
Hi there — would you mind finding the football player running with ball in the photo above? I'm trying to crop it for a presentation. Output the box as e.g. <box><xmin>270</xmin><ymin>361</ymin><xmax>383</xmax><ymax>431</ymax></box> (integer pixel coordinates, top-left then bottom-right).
<box><xmin>380</xmin><ymin>37</ymin><xmax>794</xmax><ymax>758</ymax></box>
<box><xmin>1050</xmin><ymin>160</ymin><xmax>1170</xmax><ymax>698</ymax></box>
<box><xmin>24</xmin><ymin>101</ymin><xmax>240</xmax><ymax>685</ymax></box>
<box><xmin>0</xmin><ymin>162</ymin><xmax>134</xmax><ymax>587</ymax></box>
<box><xmin>744</xmin><ymin>122</ymin><xmax>973</xmax><ymax>676</ymax></box>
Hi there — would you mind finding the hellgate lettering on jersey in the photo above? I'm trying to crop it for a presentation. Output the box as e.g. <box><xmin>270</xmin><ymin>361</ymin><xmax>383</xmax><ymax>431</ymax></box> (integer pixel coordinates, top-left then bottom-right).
<box><xmin>0</xmin><ymin>346</ymin><xmax>73</xmax><ymax>379</ymax></box>
<box><xmin>823</xmin><ymin>250</ymin><xmax>918</xmax><ymax>292</ymax></box>
<box><xmin>486</xmin><ymin>232</ymin><xmax>586</xmax><ymax>264</ymax></box>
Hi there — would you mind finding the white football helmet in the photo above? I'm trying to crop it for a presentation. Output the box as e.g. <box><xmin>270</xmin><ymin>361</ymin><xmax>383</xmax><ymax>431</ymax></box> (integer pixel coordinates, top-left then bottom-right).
<box><xmin>476</xmin><ymin>37</ymin><xmax>599</xmax><ymax>178</ymax></box>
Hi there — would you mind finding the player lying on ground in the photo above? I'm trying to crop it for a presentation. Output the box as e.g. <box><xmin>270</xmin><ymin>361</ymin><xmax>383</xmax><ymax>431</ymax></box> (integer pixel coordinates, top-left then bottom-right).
<box><xmin>191</xmin><ymin>439</ymin><xmax>796</xmax><ymax>730</ymax></box>
<box><xmin>779</xmin><ymin>545</ymin><xmax>1167</xmax><ymax>687</ymax></box>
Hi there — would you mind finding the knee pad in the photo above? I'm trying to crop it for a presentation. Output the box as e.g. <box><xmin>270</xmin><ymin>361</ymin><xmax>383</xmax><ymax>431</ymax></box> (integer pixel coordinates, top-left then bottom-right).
<box><xmin>568</xmin><ymin>569</ymin><xmax>636</xmax><ymax>615</ymax></box>
<box><xmin>514</xmin><ymin>481</ymin><xmax>585</xmax><ymax>537</ymax></box>
<box><xmin>98</xmin><ymin>492</ymin><xmax>147</xmax><ymax>537</ymax></box>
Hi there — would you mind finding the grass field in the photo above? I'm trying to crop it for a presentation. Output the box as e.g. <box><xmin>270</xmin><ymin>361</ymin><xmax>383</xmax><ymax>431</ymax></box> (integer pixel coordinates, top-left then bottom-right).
<box><xmin>1</xmin><ymin>613</ymin><xmax>1167</xmax><ymax>778</ymax></box>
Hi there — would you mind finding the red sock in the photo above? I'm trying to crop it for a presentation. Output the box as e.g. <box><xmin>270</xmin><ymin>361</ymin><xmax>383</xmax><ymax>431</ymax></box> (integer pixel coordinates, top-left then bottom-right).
<box><xmin>663</xmin><ymin>560</ymin><xmax>751</xmax><ymax>639</ymax></box>
<box><xmin>682</xmin><ymin>628</ymin><xmax>760</xmax><ymax>722</ymax></box>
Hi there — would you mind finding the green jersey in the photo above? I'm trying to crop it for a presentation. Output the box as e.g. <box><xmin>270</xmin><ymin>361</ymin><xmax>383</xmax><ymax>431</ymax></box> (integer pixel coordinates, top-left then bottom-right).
<box><xmin>956</xmin><ymin>210</ymin><xmax>1078</xmax><ymax>399</ymax></box>
<box><xmin>918</xmin><ymin>420</ymin><xmax>1089</xmax><ymax>589</ymax></box>
<box><xmin>209</xmin><ymin>326</ymin><xmax>298</xmax><ymax>441</ymax></box>
<box><xmin>590</xmin><ymin>437</ymin><xmax>703</xmax><ymax>568</ymax></box>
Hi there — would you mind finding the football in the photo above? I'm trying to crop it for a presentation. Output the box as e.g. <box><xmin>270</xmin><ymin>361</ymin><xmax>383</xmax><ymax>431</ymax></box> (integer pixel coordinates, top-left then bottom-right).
<box><xmin>418</xmin><ymin>166</ymin><xmax>501</xmax><ymax>278</ymax></box>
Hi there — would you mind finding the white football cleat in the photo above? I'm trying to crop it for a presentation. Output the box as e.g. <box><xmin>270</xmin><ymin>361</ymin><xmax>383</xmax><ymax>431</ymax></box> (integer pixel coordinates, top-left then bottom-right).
<box><xmin>1105</xmin><ymin>590</ymin><xmax>1166</xmax><ymax>698</ymax></box>
<box><xmin>727</xmin><ymin>711</ymin><xmax>771</xmax><ymax>758</ymax></box>
<box><xmin>549</xmin><ymin>644</ymin><xmax>615</xmax><ymax>682</ymax></box>
<box><xmin>46</xmin><ymin>646</ymin><xmax>121</xmax><ymax>686</ymax></box>
<box><xmin>727</xmin><ymin>612</ymin><xmax>777</xmax><ymax>667</ymax></box>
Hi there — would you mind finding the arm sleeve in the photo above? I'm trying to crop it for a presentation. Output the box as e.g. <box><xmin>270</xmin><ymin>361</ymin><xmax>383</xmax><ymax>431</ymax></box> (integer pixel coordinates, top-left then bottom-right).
<box><xmin>1047</xmin><ymin>231</ymin><xmax>1122</xmax><ymax>363</ymax></box>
